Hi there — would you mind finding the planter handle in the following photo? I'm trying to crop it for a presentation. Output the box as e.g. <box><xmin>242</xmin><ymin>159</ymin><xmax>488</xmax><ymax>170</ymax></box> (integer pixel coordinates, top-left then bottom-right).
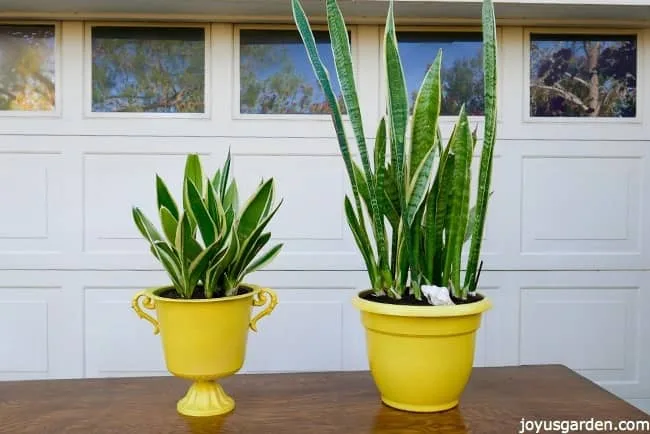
<box><xmin>131</xmin><ymin>290</ymin><xmax>160</xmax><ymax>335</ymax></box>
<box><xmin>249</xmin><ymin>288</ymin><xmax>278</xmax><ymax>332</ymax></box>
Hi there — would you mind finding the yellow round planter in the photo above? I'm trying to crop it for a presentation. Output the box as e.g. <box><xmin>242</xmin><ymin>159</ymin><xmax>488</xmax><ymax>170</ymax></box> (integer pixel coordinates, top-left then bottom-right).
<box><xmin>352</xmin><ymin>290</ymin><xmax>491</xmax><ymax>413</ymax></box>
<box><xmin>131</xmin><ymin>284</ymin><xmax>277</xmax><ymax>417</ymax></box>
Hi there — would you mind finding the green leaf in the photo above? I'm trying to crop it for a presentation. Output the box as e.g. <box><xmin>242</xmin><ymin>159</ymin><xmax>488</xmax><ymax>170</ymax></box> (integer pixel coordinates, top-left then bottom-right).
<box><xmin>409</xmin><ymin>50</ymin><xmax>442</xmax><ymax>179</ymax></box>
<box><xmin>235</xmin><ymin>200</ymin><xmax>283</xmax><ymax>277</ymax></box>
<box><xmin>423</xmin><ymin>141</ymin><xmax>452</xmax><ymax>282</ymax></box>
<box><xmin>151</xmin><ymin>241</ymin><xmax>186</xmax><ymax>297</ymax></box>
<box><xmin>237</xmin><ymin>232</ymin><xmax>271</xmax><ymax>274</ymax></box>
<box><xmin>326</xmin><ymin>0</ymin><xmax>366</xmax><ymax>161</ymax></box>
<box><xmin>224</xmin><ymin>180</ymin><xmax>239</xmax><ymax>216</ymax></box>
<box><xmin>156</xmin><ymin>175</ymin><xmax>179</xmax><ymax>220</ymax></box>
<box><xmin>432</xmin><ymin>153</ymin><xmax>455</xmax><ymax>286</ymax></box>
<box><xmin>189</xmin><ymin>242</ymin><xmax>227</xmax><ymax>294</ymax></box>
<box><xmin>292</xmin><ymin>0</ymin><xmax>371</xmax><ymax>285</ymax></box>
<box><xmin>159</xmin><ymin>206</ymin><xmax>178</xmax><ymax>244</ymax></box>
<box><xmin>206</xmin><ymin>182</ymin><xmax>227</xmax><ymax>238</ymax></box>
<box><xmin>443</xmin><ymin>107</ymin><xmax>473</xmax><ymax>296</ymax></box>
<box><xmin>384</xmin><ymin>0</ymin><xmax>408</xmax><ymax>211</ymax></box>
<box><xmin>408</xmin><ymin>204</ymin><xmax>426</xmax><ymax>298</ymax></box>
<box><xmin>132</xmin><ymin>207</ymin><xmax>163</xmax><ymax>245</ymax></box>
<box><xmin>344</xmin><ymin>196</ymin><xmax>379</xmax><ymax>288</ymax></box>
<box><xmin>382</xmin><ymin>164</ymin><xmax>400</xmax><ymax>229</ymax></box>
<box><xmin>207</xmin><ymin>231</ymin><xmax>240</xmax><ymax>292</ymax></box>
<box><xmin>211</xmin><ymin>169</ymin><xmax>222</xmax><ymax>197</ymax></box>
<box><xmin>374</xmin><ymin>117</ymin><xmax>387</xmax><ymax>179</ymax></box>
<box><xmin>465</xmin><ymin>205</ymin><xmax>477</xmax><ymax>244</ymax></box>
<box><xmin>326</xmin><ymin>0</ymin><xmax>388</xmax><ymax>272</ymax></box>
<box><xmin>353</xmin><ymin>162</ymin><xmax>371</xmax><ymax>217</ymax></box>
<box><xmin>182</xmin><ymin>154</ymin><xmax>203</xmax><ymax>234</ymax></box>
<box><xmin>394</xmin><ymin>221</ymin><xmax>409</xmax><ymax>294</ymax></box>
<box><xmin>185</xmin><ymin>179</ymin><xmax>217</xmax><ymax>246</ymax></box>
<box><xmin>184</xmin><ymin>154</ymin><xmax>204</xmax><ymax>196</ymax></box>
<box><xmin>174</xmin><ymin>213</ymin><xmax>190</xmax><ymax>267</ymax></box>
<box><xmin>244</xmin><ymin>243</ymin><xmax>283</xmax><ymax>276</ymax></box>
<box><xmin>465</xmin><ymin>0</ymin><xmax>498</xmax><ymax>293</ymax></box>
<box><xmin>405</xmin><ymin>143</ymin><xmax>437</xmax><ymax>227</ymax></box>
<box><xmin>203</xmin><ymin>250</ymin><xmax>226</xmax><ymax>298</ymax></box>
<box><xmin>238</xmin><ymin>178</ymin><xmax>274</xmax><ymax>241</ymax></box>
<box><xmin>220</xmin><ymin>149</ymin><xmax>232</xmax><ymax>199</ymax></box>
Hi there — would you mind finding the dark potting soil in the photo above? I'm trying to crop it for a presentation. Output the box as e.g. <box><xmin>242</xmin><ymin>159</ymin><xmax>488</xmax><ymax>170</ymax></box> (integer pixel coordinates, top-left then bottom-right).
<box><xmin>361</xmin><ymin>289</ymin><xmax>483</xmax><ymax>306</ymax></box>
<box><xmin>158</xmin><ymin>286</ymin><xmax>252</xmax><ymax>300</ymax></box>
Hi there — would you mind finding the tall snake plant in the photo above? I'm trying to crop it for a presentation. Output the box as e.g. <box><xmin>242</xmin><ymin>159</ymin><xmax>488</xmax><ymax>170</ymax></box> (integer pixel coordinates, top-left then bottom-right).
<box><xmin>292</xmin><ymin>0</ymin><xmax>497</xmax><ymax>301</ymax></box>
<box><xmin>132</xmin><ymin>153</ymin><xmax>284</xmax><ymax>299</ymax></box>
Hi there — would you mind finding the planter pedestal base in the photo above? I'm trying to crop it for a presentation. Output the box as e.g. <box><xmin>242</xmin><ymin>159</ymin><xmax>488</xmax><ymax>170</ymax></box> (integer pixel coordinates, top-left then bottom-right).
<box><xmin>176</xmin><ymin>381</ymin><xmax>235</xmax><ymax>417</ymax></box>
<box><xmin>382</xmin><ymin>397</ymin><xmax>458</xmax><ymax>413</ymax></box>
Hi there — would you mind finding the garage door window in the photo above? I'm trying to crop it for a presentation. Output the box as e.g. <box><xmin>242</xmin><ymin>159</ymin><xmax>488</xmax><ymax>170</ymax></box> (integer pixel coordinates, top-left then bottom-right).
<box><xmin>529</xmin><ymin>33</ymin><xmax>637</xmax><ymax>118</ymax></box>
<box><xmin>0</xmin><ymin>24</ymin><xmax>56</xmax><ymax>113</ymax></box>
<box><xmin>89</xmin><ymin>25</ymin><xmax>207</xmax><ymax>114</ymax></box>
<box><xmin>238</xmin><ymin>28</ymin><xmax>346</xmax><ymax>115</ymax></box>
<box><xmin>396</xmin><ymin>31</ymin><xmax>484</xmax><ymax>116</ymax></box>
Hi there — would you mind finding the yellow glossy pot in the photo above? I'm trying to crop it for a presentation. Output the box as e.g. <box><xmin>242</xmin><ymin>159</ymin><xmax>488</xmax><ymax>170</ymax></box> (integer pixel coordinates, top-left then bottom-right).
<box><xmin>131</xmin><ymin>284</ymin><xmax>277</xmax><ymax>417</ymax></box>
<box><xmin>352</xmin><ymin>290</ymin><xmax>491</xmax><ymax>413</ymax></box>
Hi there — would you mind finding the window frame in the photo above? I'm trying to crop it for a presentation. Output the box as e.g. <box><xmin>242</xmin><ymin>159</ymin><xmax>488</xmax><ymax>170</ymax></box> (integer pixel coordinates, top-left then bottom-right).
<box><xmin>378</xmin><ymin>25</ymin><xmax>504</xmax><ymax>126</ymax></box>
<box><xmin>523</xmin><ymin>27</ymin><xmax>643</xmax><ymax>124</ymax></box>
<box><xmin>83</xmin><ymin>21</ymin><xmax>211</xmax><ymax>119</ymax></box>
<box><xmin>0</xmin><ymin>20</ymin><xmax>61</xmax><ymax>118</ymax></box>
<box><xmin>232</xmin><ymin>23</ymin><xmax>358</xmax><ymax>121</ymax></box>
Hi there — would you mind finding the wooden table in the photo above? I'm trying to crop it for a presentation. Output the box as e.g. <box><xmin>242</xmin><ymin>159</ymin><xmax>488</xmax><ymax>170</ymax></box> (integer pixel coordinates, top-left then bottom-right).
<box><xmin>0</xmin><ymin>365</ymin><xmax>648</xmax><ymax>433</ymax></box>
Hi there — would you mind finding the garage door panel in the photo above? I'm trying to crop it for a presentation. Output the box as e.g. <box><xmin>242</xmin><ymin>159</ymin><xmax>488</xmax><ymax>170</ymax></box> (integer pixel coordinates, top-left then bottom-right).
<box><xmin>0</xmin><ymin>151</ymin><xmax>66</xmax><ymax>255</ymax></box>
<box><xmin>514</xmin><ymin>140</ymin><xmax>650</xmax><ymax>270</ymax></box>
<box><xmin>0</xmin><ymin>271</ymin><xmax>83</xmax><ymax>381</ymax></box>
<box><xmin>515</xmin><ymin>270</ymin><xmax>650</xmax><ymax>399</ymax></box>
<box><xmin>462</xmin><ymin>151</ymin><xmax>508</xmax><ymax>260</ymax></box>
<box><xmin>242</xmin><ymin>290</ymin><xmax>351</xmax><ymax>373</ymax></box>
<box><xmin>521</xmin><ymin>156</ymin><xmax>642</xmax><ymax>252</ymax></box>
<box><xmin>84</xmin><ymin>287</ymin><xmax>168</xmax><ymax>378</ymax></box>
<box><xmin>82</xmin><ymin>151</ymin><xmax>209</xmax><ymax>253</ymax></box>
<box><xmin>0</xmin><ymin>299</ymin><xmax>49</xmax><ymax>374</ymax></box>
<box><xmin>231</xmin><ymin>154</ymin><xmax>346</xmax><ymax>241</ymax></box>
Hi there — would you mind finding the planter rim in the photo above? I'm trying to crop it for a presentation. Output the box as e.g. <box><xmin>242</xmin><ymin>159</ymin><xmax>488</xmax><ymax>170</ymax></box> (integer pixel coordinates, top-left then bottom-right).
<box><xmin>143</xmin><ymin>283</ymin><xmax>261</xmax><ymax>304</ymax></box>
<box><xmin>352</xmin><ymin>289</ymin><xmax>492</xmax><ymax>318</ymax></box>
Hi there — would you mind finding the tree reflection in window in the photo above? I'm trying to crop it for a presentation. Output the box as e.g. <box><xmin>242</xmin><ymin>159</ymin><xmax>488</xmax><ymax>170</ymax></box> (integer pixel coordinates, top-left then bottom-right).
<box><xmin>396</xmin><ymin>31</ymin><xmax>484</xmax><ymax>116</ymax></box>
<box><xmin>91</xmin><ymin>26</ymin><xmax>205</xmax><ymax>113</ymax></box>
<box><xmin>0</xmin><ymin>24</ymin><xmax>55</xmax><ymax>112</ymax></box>
<box><xmin>239</xmin><ymin>29</ymin><xmax>346</xmax><ymax>115</ymax></box>
<box><xmin>530</xmin><ymin>34</ymin><xmax>637</xmax><ymax>118</ymax></box>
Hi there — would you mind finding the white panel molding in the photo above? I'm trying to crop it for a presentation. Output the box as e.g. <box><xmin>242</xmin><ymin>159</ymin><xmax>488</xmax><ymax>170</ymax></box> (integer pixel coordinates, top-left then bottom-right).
<box><xmin>0</xmin><ymin>151</ymin><xmax>69</xmax><ymax>256</ymax></box>
<box><xmin>0</xmin><ymin>271</ymin><xmax>82</xmax><ymax>381</ymax></box>
<box><xmin>84</xmin><ymin>287</ymin><xmax>168</xmax><ymax>378</ymax></box>
<box><xmin>514</xmin><ymin>270</ymin><xmax>650</xmax><ymax>400</ymax></box>
<box><xmin>521</xmin><ymin>156</ymin><xmax>642</xmax><ymax>251</ymax></box>
<box><xmin>515</xmin><ymin>140</ymin><xmax>650</xmax><ymax>270</ymax></box>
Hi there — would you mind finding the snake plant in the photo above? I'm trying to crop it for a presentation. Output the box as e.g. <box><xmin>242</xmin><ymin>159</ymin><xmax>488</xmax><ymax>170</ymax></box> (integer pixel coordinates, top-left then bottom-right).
<box><xmin>292</xmin><ymin>0</ymin><xmax>497</xmax><ymax>301</ymax></box>
<box><xmin>132</xmin><ymin>153</ymin><xmax>284</xmax><ymax>299</ymax></box>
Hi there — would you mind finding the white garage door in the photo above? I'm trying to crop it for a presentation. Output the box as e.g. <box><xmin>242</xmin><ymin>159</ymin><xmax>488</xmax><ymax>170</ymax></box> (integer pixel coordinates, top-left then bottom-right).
<box><xmin>0</xmin><ymin>20</ymin><xmax>648</xmax><ymax>411</ymax></box>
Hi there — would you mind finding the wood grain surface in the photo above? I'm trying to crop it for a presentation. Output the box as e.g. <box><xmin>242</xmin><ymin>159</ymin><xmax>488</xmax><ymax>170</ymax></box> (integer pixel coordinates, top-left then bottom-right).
<box><xmin>0</xmin><ymin>365</ymin><xmax>648</xmax><ymax>433</ymax></box>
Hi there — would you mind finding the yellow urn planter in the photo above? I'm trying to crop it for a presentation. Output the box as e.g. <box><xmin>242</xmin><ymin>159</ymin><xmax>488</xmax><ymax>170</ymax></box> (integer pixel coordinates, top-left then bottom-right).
<box><xmin>353</xmin><ymin>290</ymin><xmax>492</xmax><ymax>413</ymax></box>
<box><xmin>131</xmin><ymin>284</ymin><xmax>277</xmax><ymax>417</ymax></box>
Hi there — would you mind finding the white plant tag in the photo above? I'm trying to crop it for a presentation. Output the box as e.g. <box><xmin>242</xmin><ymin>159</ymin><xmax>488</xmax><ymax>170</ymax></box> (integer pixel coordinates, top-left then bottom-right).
<box><xmin>421</xmin><ymin>285</ymin><xmax>455</xmax><ymax>306</ymax></box>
